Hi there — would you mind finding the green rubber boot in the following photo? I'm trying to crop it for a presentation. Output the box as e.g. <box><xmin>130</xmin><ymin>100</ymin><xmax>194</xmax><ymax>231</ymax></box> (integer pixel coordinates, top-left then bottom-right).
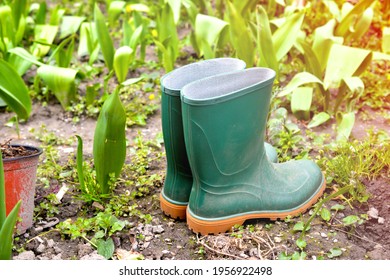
<box><xmin>160</xmin><ymin>59</ymin><xmax>278</xmax><ymax>220</ymax></box>
<box><xmin>181</xmin><ymin>68</ymin><xmax>326</xmax><ymax>235</ymax></box>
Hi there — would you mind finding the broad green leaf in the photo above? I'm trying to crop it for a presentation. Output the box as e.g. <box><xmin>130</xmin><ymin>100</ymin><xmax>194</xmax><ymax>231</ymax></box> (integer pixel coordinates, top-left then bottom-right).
<box><xmin>96</xmin><ymin>238</ymin><xmax>115</xmax><ymax>259</ymax></box>
<box><xmin>126</xmin><ymin>3</ymin><xmax>150</xmax><ymax>13</ymax></box>
<box><xmin>272</xmin><ymin>10</ymin><xmax>305</xmax><ymax>61</ymax></box>
<box><xmin>108</xmin><ymin>1</ymin><xmax>126</xmax><ymax>25</ymax></box>
<box><xmin>194</xmin><ymin>14</ymin><xmax>228</xmax><ymax>58</ymax></box>
<box><xmin>75</xmin><ymin>135</ymin><xmax>85</xmax><ymax>192</ymax></box>
<box><xmin>37</xmin><ymin>65</ymin><xmax>78</xmax><ymax>109</ymax></box>
<box><xmin>59</xmin><ymin>16</ymin><xmax>86</xmax><ymax>39</ymax></box>
<box><xmin>0</xmin><ymin>6</ymin><xmax>14</xmax><ymax>48</ymax></box>
<box><xmin>227</xmin><ymin>1</ymin><xmax>255</xmax><ymax>66</ymax></box>
<box><xmin>335</xmin><ymin>77</ymin><xmax>364</xmax><ymax>112</ymax></box>
<box><xmin>336</xmin><ymin>112</ymin><xmax>355</xmax><ymax>142</ymax></box>
<box><xmin>31</xmin><ymin>25</ymin><xmax>58</xmax><ymax>57</ymax></box>
<box><xmin>335</xmin><ymin>0</ymin><xmax>375</xmax><ymax>37</ymax></box>
<box><xmin>167</xmin><ymin>0</ymin><xmax>182</xmax><ymax>24</ymax></box>
<box><xmin>0</xmin><ymin>59</ymin><xmax>31</xmax><ymax>120</ymax></box>
<box><xmin>331</xmin><ymin>204</ymin><xmax>345</xmax><ymax>211</ymax></box>
<box><xmin>94</xmin><ymin>4</ymin><xmax>115</xmax><ymax>70</ymax></box>
<box><xmin>8</xmin><ymin>47</ymin><xmax>43</xmax><ymax>66</ymax></box>
<box><xmin>256</xmin><ymin>5</ymin><xmax>278</xmax><ymax>74</ymax></box>
<box><xmin>49</xmin><ymin>6</ymin><xmax>65</xmax><ymax>25</ymax></box>
<box><xmin>320</xmin><ymin>208</ymin><xmax>331</xmax><ymax>222</ymax></box>
<box><xmin>121</xmin><ymin>77</ymin><xmax>143</xmax><ymax>87</ymax></box>
<box><xmin>0</xmin><ymin>200</ymin><xmax>21</xmax><ymax>260</ymax></box>
<box><xmin>327</xmin><ymin>248</ymin><xmax>342</xmax><ymax>259</ymax></box>
<box><xmin>0</xmin><ymin>98</ymin><xmax>6</xmax><ymax>107</ymax></box>
<box><xmin>78</xmin><ymin>22</ymin><xmax>99</xmax><ymax>57</ymax></box>
<box><xmin>93</xmin><ymin>90</ymin><xmax>126</xmax><ymax>194</ymax></box>
<box><xmin>293</xmin><ymin>221</ymin><xmax>310</xmax><ymax>232</ymax></box>
<box><xmin>312</xmin><ymin>19</ymin><xmax>343</xmax><ymax>72</ymax></box>
<box><xmin>342</xmin><ymin>215</ymin><xmax>359</xmax><ymax>226</ymax></box>
<box><xmin>291</xmin><ymin>251</ymin><xmax>307</xmax><ymax>260</ymax></box>
<box><xmin>291</xmin><ymin>87</ymin><xmax>313</xmax><ymax>121</ymax></box>
<box><xmin>7</xmin><ymin>53</ymin><xmax>32</xmax><ymax>76</ymax></box>
<box><xmin>324</xmin><ymin>44</ymin><xmax>372</xmax><ymax>90</ymax></box>
<box><xmin>279</xmin><ymin>72</ymin><xmax>323</xmax><ymax>97</ymax></box>
<box><xmin>307</xmin><ymin>112</ymin><xmax>330</xmax><ymax>128</ymax></box>
<box><xmin>298</xmin><ymin>40</ymin><xmax>322</xmax><ymax>79</ymax></box>
<box><xmin>114</xmin><ymin>46</ymin><xmax>133</xmax><ymax>83</ymax></box>
<box><xmin>345</xmin><ymin>7</ymin><xmax>373</xmax><ymax>42</ymax></box>
<box><xmin>182</xmin><ymin>0</ymin><xmax>198</xmax><ymax>25</ymax></box>
<box><xmin>296</xmin><ymin>238</ymin><xmax>306</xmax><ymax>250</ymax></box>
<box><xmin>47</xmin><ymin>36</ymin><xmax>75</xmax><ymax>68</ymax></box>
<box><xmin>382</xmin><ymin>27</ymin><xmax>390</xmax><ymax>54</ymax></box>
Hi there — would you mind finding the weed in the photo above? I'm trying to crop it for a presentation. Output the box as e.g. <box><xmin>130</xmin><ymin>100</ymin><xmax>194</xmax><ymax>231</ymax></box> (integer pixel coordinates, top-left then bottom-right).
<box><xmin>34</xmin><ymin>193</ymin><xmax>59</xmax><ymax>220</ymax></box>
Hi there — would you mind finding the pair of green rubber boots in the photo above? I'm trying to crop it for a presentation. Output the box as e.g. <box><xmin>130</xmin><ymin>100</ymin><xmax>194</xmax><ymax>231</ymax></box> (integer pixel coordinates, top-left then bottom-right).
<box><xmin>160</xmin><ymin>58</ymin><xmax>325</xmax><ymax>235</ymax></box>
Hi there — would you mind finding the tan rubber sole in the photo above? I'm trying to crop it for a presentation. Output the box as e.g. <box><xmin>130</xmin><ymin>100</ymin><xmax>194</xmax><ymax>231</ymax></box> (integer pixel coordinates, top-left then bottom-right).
<box><xmin>160</xmin><ymin>193</ymin><xmax>187</xmax><ymax>220</ymax></box>
<box><xmin>187</xmin><ymin>178</ymin><xmax>327</xmax><ymax>235</ymax></box>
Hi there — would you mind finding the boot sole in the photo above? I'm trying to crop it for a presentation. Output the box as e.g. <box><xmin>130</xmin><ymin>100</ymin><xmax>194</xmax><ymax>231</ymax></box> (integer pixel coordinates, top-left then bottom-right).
<box><xmin>187</xmin><ymin>177</ymin><xmax>327</xmax><ymax>235</ymax></box>
<box><xmin>160</xmin><ymin>193</ymin><xmax>187</xmax><ymax>220</ymax></box>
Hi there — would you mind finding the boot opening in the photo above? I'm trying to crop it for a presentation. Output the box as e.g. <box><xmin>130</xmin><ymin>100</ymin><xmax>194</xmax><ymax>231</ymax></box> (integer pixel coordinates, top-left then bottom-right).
<box><xmin>182</xmin><ymin>68</ymin><xmax>275</xmax><ymax>102</ymax></box>
<box><xmin>161</xmin><ymin>58</ymin><xmax>246</xmax><ymax>94</ymax></box>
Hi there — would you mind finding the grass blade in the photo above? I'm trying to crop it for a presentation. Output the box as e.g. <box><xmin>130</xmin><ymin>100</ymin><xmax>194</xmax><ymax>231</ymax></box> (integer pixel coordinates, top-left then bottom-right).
<box><xmin>0</xmin><ymin>59</ymin><xmax>31</xmax><ymax>120</ymax></box>
<box><xmin>75</xmin><ymin>135</ymin><xmax>85</xmax><ymax>193</ymax></box>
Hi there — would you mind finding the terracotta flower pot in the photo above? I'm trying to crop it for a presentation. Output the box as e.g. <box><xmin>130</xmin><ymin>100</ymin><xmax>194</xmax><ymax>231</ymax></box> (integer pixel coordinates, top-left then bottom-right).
<box><xmin>2</xmin><ymin>145</ymin><xmax>42</xmax><ymax>234</ymax></box>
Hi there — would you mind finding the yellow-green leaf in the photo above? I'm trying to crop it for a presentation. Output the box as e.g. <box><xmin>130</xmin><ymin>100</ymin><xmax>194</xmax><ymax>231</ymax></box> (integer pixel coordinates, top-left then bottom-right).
<box><xmin>114</xmin><ymin>46</ymin><xmax>133</xmax><ymax>83</ymax></box>
<box><xmin>94</xmin><ymin>4</ymin><xmax>115</xmax><ymax>70</ymax></box>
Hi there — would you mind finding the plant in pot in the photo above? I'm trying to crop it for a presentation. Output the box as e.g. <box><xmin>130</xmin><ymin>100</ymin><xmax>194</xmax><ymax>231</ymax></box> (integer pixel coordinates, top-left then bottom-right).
<box><xmin>1</xmin><ymin>142</ymin><xmax>42</xmax><ymax>234</ymax></box>
<box><xmin>0</xmin><ymin>149</ymin><xmax>21</xmax><ymax>260</ymax></box>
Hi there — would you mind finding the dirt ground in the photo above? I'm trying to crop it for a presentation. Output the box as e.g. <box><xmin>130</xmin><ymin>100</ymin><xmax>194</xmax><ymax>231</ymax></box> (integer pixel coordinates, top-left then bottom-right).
<box><xmin>1</xmin><ymin>91</ymin><xmax>389</xmax><ymax>260</ymax></box>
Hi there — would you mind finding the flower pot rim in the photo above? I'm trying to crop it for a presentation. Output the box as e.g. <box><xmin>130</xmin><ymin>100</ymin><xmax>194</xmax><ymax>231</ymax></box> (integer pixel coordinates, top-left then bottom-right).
<box><xmin>1</xmin><ymin>144</ymin><xmax>43</xmax><ymax>162</ymax></box>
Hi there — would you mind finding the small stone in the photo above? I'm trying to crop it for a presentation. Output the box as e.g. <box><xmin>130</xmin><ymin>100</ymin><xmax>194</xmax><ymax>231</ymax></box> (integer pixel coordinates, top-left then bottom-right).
<box><xmin>143</xmin><ymin>242</ymin><xmax>151</xmax><ymax>249</ymax></box>
<box><xmin>38</xmin><ymin>256</ymin><xmax>50</xmax><ymax>260</ymax></box>
<box><xmin>13</xmin><ymin>251</ymin><xmax>36</xmax><ymax>260</ymax></box>
<box><xmin>333</xmin><ymin>239</ymin><xmax>338</xmax><ymax>243</ymax></box>
<box><xmin>144</xmin><ymin>224</ymin><xmax>153</xmax><ymax>235</ymax></box>
<box><xmin>53</xmin><ymin>246</ymin><xmax>63</xmax><ymax>254</ymax></box>
<box><xmin>77</xmin><ymin>243</ymin><xmax>93</xmax><ymax>258</ymax></box>
<box><xmin>167</xmin><ymin>222</ymin><xmax>175</xmax><ymax>227</ymax></box>
<box><xmin>367</xmin><ymin>207</ymin><xmax>379</xmax><ymax>219</ymax></box>
<box><xmin>164</xmin><ymin>238</ymin><xmax>172</xmax><ymax>243</ymax></box>
<box><xmin>176</xmin><ymin>245</ymin><xmax>183</xmax><ymax>249</ymax></box>
<box><xmin>36</xmin><ymin>243</ymin><xmax>46</xmax><ymax>254</ymax></box>
<box><xmin>320</xmin><ymin>232</ymin><xmax>327</xmax><ymax>238</ymax></box>
<box><xmin>378</xmin><ymin>217</ymin><xmax>385</xmax><ymax>224</ymax></box>
<box><xmin>52</xmin><ymin>253</ymin><xmax>62</xmax><ymax>260</ymax></box>
<box><xmin>47</xmin><ymin>239</ymin><xmax>55</xmax><ymax>248</ymax></box>
<box><xmin>161</xmin><ymin>250</ymin><xmax>170</xmax><ymax>255</ymax></box>
<box><xmin>23</xmin><ymin>233</ymin><xmax>29</xmax><ymax>238</ymax></box>
<box><xmin>239</xmin><ymin>253</ymin><xmax>249</xmax><ymax>259</ymax></box>
<box><xmin>80</xmin><ymin>251</ymin><xmax>106</xmax><ymax>260</ymax></box>
<box><xmin>153</xmin><ymin>225</ymin><xmax>165</xmax><ymax>234</ymax></box>
<box><xmin>274</xmin><ymin>237</ymin><xmax>282</xmax><ymax>243</ymax></box>
<box><xmin>144</xmin><ymin>236</ymin><xmax>153</xmax><ymax>242</ymax></box>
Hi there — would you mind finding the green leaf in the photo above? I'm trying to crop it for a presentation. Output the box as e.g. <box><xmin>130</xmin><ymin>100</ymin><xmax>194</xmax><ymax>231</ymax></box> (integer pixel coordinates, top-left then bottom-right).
<box><xmin>93</xmin><ymin>90</ymin><xmax>127</xmax><ymax>194</ymax></box>
<box><xmin>293</xmin><ymin>221</ymin><xmax>310</xmax><ymax>232</ymax></box>
<box><xmin>279</xmin><ymin>72</ymin><xmax>323</xmax><ymax>97</ymax></box>
<box><xmin>342</xmin><ymin>215</ymin><xmax>359</xmax><ymax>226</ymax></box>
<box><xmin>60</xmin><ymin>16</ymin><xmax>86</xmax><ymax>39</ymax></box>
<box><xmin>320</xmin><ymin>208</ymin><xmax>331</xmax><ymax>222</ymax></box>
<box><xmin>346</xmin><ymin>7</ymin><xmax>373</xmax><ymax>42</ymax></box>
<box><xmin>0</xmin><ymin>200</ymin><xmax>21</xmax><ymax>260</ymax></box>
<box><xmin>331</xmin><ymin>204</ymin><xmax>345</xmax><ymax>211</ymax></box>
<box><xmin>307</xmin><ymin>112</ymin><xmax>330</xmax><ymax>128</ymax></box>
<box><xmin>291</xmin><ymin>87</ymin><xmax>313</xmax><ymax>121</ymax></box>
<box><xmin>273</xmin><ymin>10</ymin><xmax>305</xmax><ymax>61</ymax></box>
<box><xmin>114</xmin><ymin>46</ymin><xmax>133</xmax><ymax>83</ymax></box>
<box><xmin>256</xmin><ymin>5</ymin><xmax>278</xmax><ymax>74</ymax></box>
<box><xmin>121</xmin><ymin>77</ymin><xmax>143</xmax><ymax>87</ymax></box>
<box><xmin>296</xmin><ymin>238</ymin><xmax>307</xmax><ymax>250</ymax></box>
<box><xmin>75</xmin><ymin>135</ymin><xmax>85</xmax><ymax>192</ymax></box>
<box><xmin>382</xmin><ymin>27</ymin><xmax>390</xmax><ymax>54</ymax></box>
<box><xmin>0</xmin><ymin>59</ymin><xmax>31</xmax><ymax>120</ymax></box>
<box><xmin>94</xmin><ymin>4</ymin><xmax>115</xmax><ymax>70</ymax></box>
<box><xmin>194</xmin><ymin>14</ymin><xmax>229</xmax><ymax>59</ymax></box>
<box><xmin>166</xmin><ymin>0</ymin><xmax>182</xmax><ymax>25</ymax></box>
<box><xmin>291</xmin><ymin>251</ymin><xmax>307</xmax><ymax>260</ymax></box>
<box><xmin>37</xmin><ymin>65</ymin><xmax>78</xmax><ymax>109</ymax></box>
<box><xmin>324</xmin><ymin>44</ymin><xmax>372</xmax><ymax>90</ymax></box>
<box><xmin>8</xmin><ymin>47</ymin><xmax>43</xmax><ymax>67</ymax></box>
<box><xmin>336</xmin><ymin>112</ymin><xmax>355</xmax><ymax>142</ymax></box>
<box><xmin>312</xmin><ymin>19</ymin><xmax>343</xmax><ymax>72</ymax></box>
<box><xmin>278</xmin><ymin>252</ymin><xmax>292</xmax><ymax>260</ymax></box>
<box><xmin>335</xmin><ymin>0</ymin><xmax>375</xmax><ymax>37</ymax></box>
<box><xmin>327</xmin><ymin>248</ymin><xmax>342</xmax><ymax>259</ymax></box>
<box><xmin>227</xmin><ymin>1</ymin><xmax>255</xmax><ymax>66</ymax></box>
<box><xmin>31</xmin><ymin>25</ymin><xmax>58</xmax><ymax>57</ymax></box>
<box><xmin>108</xmin><ymin>1</ymin><xmax>126</xmax><ymax>25</ymax></box>
<box><xmin>96</xmin><ymin>238</ymin><xmax>115</xmax><ymax>259</ymax></box>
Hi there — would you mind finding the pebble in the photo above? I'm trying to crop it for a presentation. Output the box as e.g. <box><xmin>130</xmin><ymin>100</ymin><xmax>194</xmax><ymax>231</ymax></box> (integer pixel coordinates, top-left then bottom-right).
<box><xmin>367</xmin><ymin>207</ymin><xmax>379</xmax><ymax>219</ymax></box>
<box><xmin>13</xmin><ymin>251</ymin><xmax>36</xmax><ymax>260</ymax></box>
<box><xmin>320</xmin><ymin>232</ymin><xmax>327</xmax><ymax>238</ymax></box>
<box><xmin>378</xmin><ymin>217</ymin><xmax>385</xmax><ymax>224</ymax></box>
<box><xmin>36</xmin><ymin>243</ymin><xmax>46</xmax><ymax>254</ymax></box>
<box><xmin>143</xmin><ymin>242</ymin><xmax>151</xmax><ymax>248</ymax></box>
<box><xmin>80</xmin><ymin>251</ymin><xmax>106</xmax><ymax>260</ymax></box>
<box><xmin>145</xmin><ymin>236</ymin><xmax>153</xmax><ymax>242</ymax></box>
<box><xmin>239</xmin><ymin>253</ymin><xmax>249</xmax><ymax>259</ymax></box>
<box><xmin>52</xmin><ymin>253</ymin><xmax>62</xmax><ymax>260</ymax></box>
<box><xmin>77</xmin><ymin>243</ymin><xmax>93</xmax><ymax>258</ymax></box>
<box><xmin>274</xmin><ymin>237</ymin><xmax>282</xmax><ymax>243</ymax></box>
<box><xmin>153</xmin><ymin>225</ymin><xmax>165</xmax><ymax>234</ymax></box>
<box><xmin>161</xmin><ymin>250</ymin><xmax>170</xmax><ymax>255</ymax></box>
<box><xmin>47</xmin><ymin>239</ymin><xmax>55</xmax><ymax>248</ymax></box>
<box><xmin>53</xmin><ymin>246</ymin><xmax>63</xmax><ymax>254</ymax></box>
